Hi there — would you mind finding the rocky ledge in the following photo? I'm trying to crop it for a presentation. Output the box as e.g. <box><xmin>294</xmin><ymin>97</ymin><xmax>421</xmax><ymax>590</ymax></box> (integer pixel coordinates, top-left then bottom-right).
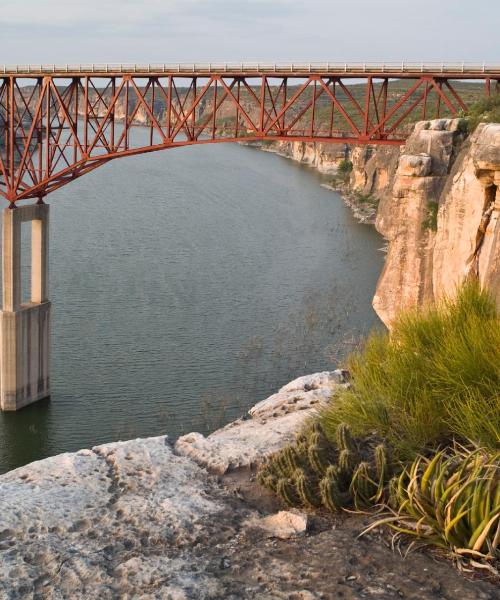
<box><xmin>0</xmin><ymin>372</ymin><xmax>497</xmax><ymax>599</ymax></box>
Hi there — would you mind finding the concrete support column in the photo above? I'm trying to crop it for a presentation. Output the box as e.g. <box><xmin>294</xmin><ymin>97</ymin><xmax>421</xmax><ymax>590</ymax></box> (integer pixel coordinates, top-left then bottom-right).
<box><xmin>0</xmin><ymin>203</ymin><xmax>51</xmax><ymax>410</ymax></box>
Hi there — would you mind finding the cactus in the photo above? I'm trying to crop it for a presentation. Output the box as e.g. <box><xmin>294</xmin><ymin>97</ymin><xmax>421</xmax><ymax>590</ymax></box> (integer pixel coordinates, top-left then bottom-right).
<box><xmin>296</xmin><ymin>437</ymin><xmax>309</xmax><ymax>457</ymax></box>
<box><xmin>257</xmin><ymin>470</ymin><xmax>277</xmax><ymax>492</ymax></box>
<box><xmin>257</xmin><ymin>418</ymin><xmax>397</xmax><ymax>514</ymax></box>
<box><xmin>338</xmin><ymin>448</ymin><xmax>355</xmax><ymax>474</ymax></box>
<box><xmin>370</xmin><ymin>443</ymin><xmax>392</xmax><ymax>503</ymax></box>
<box><xmin>307</xmin><ymin>429</ymin><xmax>322</xmax><ymax>446</ymax></box>
<box><xmin>336</xmin><ymin>423</ymin><xmax>356</xmax><ymax>454</ymax></box>
<box><xmin>374</xmin><ymin>443</ymin><xmax>390</xmax><ymax>481</ymax></box>
<box><xmin>283</xmin><ymin>445</ymin><xmax>302</xmax><ymax>474</ymax></box>
<box><xmin>350</xmin><ymin>461</ymin><xmax>377</xmax><ymax>509</ymax></box>
<box><xmin>387</xmin><ymin>475</ymin><xmax>400</xmax><ymax>510</ymax></box>
<box><xmin>307</xmin><ymin>442</ymin><xmax>328</xmax><ymax>474</ymax></box>
<box><xmin>295</xmin><ymin>468</ymin><xmax>321</xmax><ymax>508</ymax></box>
<box><xmin>308</xmin><ymin>421</ymin><xmax>324</xmax><ymax>436</ymax></box>
<box><xmin>295</xmin><ymin>430</ymin><xmax>309</xmax><ymax>446</ymax></box>
<box><xmin>261</xmin><ymin>452</ymin><xmax>287</xmax><ymax>480</ymax></box>
<box><xmin>277</xmin><ymin>477</ymin><xmax>300</xmax><ymax>507</ymax></box>
<box><xmin>319</xmin><ymin>466</ymin><xmax>349</xmax><ymax>512</ymax></box>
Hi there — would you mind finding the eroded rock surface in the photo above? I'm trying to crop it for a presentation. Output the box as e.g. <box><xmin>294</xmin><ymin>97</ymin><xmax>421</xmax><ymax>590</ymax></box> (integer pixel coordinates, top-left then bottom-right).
<box><xmin>260</xmin><ymin>140</ymin><xmax>347</xmax><ymax>174</ymax></box>
<box><xmin>175</xmin><ymin>371</ymin><xmax>347</xmax><ymax>474</ymax></box>
<box><xmin>0</xmin><ymin>373</ymin><xmax>497</xmax><ymax>599</ymax></box>
<box><xmin>0</xmin><ymin>437</ymin><xmax>231</xmax><ymax>599</ymax></box>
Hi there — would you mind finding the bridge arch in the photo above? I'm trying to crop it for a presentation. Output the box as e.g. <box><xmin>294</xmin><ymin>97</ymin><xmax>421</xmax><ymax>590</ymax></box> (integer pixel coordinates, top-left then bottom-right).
<box><xmin>0</xmin><ymin>62</ymin><xmax>497</xmax><ymax>204</ymax></box>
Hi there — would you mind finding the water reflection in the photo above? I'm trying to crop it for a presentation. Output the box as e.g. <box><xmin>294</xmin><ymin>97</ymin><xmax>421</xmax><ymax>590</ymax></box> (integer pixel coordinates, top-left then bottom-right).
<box><xmin>0</xmin><ymin>398</ymin><xmax>52</xmax><ymax>472</ymax></box>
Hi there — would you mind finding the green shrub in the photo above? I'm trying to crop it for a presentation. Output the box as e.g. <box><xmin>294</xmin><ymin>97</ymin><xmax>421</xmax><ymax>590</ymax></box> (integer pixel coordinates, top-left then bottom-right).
<box><xmin>320</xmin><ymin>280</ymin><xmax>500</xmax><ymax>460</ymax></box>
<box><xmin>354</xmin><ymin>192</ymin><xmax>379</xmax><ymax>209</ymax></box>
<box><xmin>463</xmin><ymin>93</ymin><xmax>500</xmax><ymax>133</ymax></box>
<box><xmin>422</xmin><ymin>200</ymin><xmax>439</xmax><ymax>231</ymax></box>
<box><xmin>366</xmin><ymin>444</ymin><xmax>500</xmax><ymax>563</ymax></box>
<box><xmin>337</xmin><ymin>159</ymin><xmax>353</xmax><ymax>175</ymax></box>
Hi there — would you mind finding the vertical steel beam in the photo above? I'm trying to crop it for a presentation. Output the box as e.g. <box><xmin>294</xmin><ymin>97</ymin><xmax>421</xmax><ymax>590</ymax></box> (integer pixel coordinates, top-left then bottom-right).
<box><xmin>8</xmin><ymin>77</ymin><xmax>14</xmax><ymax>196</ymax></box>
<box><xmin>259</xmin><ymin>75</ymin><xmax>266</xmax><ymax>134</ymax></box>
<box><xmin>363</xmin><ymin>76</ymin><xmax>372</xmax><ymax>137</ymax></box>
<box><xmin>212</xmin><ymin>79</ymin><xmax>217</xmax><ymax>139</ymax></box>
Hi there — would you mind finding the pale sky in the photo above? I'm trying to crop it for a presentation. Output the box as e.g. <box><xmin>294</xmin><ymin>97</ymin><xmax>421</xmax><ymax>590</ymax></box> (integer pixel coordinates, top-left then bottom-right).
<box><xmin>0</xmin><ymin>0</ymin><xmax>498</xmax><ymax>65</ymax></box>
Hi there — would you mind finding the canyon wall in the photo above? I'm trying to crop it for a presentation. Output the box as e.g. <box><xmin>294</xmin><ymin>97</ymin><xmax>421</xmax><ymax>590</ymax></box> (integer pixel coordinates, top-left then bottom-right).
<box><xmin>262</xmin><ymin>120</ymin><xmax>500</xmax><ymax>326</ymax></box>
<box><xmin>373</xmin><ymin>120</ymin><xmax>500</xmax><ymax>325</ymax></box>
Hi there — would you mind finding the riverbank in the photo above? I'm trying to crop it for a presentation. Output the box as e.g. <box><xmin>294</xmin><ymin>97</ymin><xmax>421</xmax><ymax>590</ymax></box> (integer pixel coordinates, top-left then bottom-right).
<box><xmin>251</xmin><ymin>120</ymin><xmax>500</xmax><ymax>326</ymax></box>
<box><xmin>245</xmin><ymin>139</ymin><xmax>399</xmax><ymax>226</ymax></box>
<box><xmin>0</xmin><ymin>371</ymin><xmax>497</xmax><ymax>599</ymax></box>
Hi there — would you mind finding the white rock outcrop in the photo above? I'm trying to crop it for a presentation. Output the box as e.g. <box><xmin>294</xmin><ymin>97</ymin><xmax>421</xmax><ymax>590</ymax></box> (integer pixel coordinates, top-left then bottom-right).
<box><xmin>175</xmin><ymin>370</ymin><xmax>347</xmax><ymax>474</ymax></box>
<box><xmin>0</xmin><ymin>372</ymin><xmax>343</xmax><ymax>598</ymax></box>
<box><xmin>0</xmin><ymin>436</ymin><xmax>228</xmax><ymax>598</ymax></box>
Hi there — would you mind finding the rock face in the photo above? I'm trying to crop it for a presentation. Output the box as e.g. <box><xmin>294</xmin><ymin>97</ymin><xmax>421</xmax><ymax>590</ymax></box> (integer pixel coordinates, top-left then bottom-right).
<box><xmin>373</xmin><ymin>119</ymin><xmax>500</xmax><ymax>325</ymax></box>
<box><xmin>0</xmin><ymin>371</ymin><xmax>341</xmax><ymax>598</ymax></box>
<box><xmin>349</xmin><ymin>144</ymin><xmax>400</xmax><ymax>199</ymax></box>
<box><xmin>256</xmin><ymin>120</ymin><xmax>500</xmax><ymax>324</ymax></box>
<box><xmin>0</xmin><ymin>437</ymin><xmax>229</xmax><ymax>598</ymax></box>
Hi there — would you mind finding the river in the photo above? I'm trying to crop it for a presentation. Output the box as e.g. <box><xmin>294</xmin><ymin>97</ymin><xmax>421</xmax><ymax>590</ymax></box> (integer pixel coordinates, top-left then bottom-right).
<box><xmin>0</xmin><ymin>131</ymin><xmax>384</xmax><ymax>473</ymax></box>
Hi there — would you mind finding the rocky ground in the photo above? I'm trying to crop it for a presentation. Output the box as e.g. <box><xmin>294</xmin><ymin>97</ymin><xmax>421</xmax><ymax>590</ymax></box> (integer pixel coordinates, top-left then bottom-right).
<box><xmin>0</xmin><ymin>372</ymin><xmax>498</xmax><ymax>599</ymax></box>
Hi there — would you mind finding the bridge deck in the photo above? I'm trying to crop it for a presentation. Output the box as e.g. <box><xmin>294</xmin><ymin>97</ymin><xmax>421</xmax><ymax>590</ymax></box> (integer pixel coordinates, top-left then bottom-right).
<box><xmin>0</xmin><ymin>62</ymin><xmax>498</xmax><ymax>202</ymax></box>
<box><xmin>2</xmin><ymin>62</ymin><xmax>500</xmax><ymax>78</ymax></box>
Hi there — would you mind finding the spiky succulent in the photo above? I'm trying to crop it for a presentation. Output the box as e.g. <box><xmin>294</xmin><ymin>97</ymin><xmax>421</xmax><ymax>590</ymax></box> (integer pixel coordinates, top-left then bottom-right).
<box><xmin>295</xmin><ymin>468</ymin><xmax>321</xmax><ymax>508</ymax></box>
<box><xmin>366</xmin><ymin>444</ymin><xmax>500</xmax><ymax>565</ymax></box>
<box><xmin>258</xmin><ymin>422</ymin><xmax>396</xmax><ymax>513</ymax></box>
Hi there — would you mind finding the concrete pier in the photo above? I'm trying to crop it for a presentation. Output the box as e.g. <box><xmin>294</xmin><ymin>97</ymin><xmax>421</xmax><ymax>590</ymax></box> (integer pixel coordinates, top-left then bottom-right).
<box><xmin>0</xmin><ymin>204</ymin><xmax>50</xmax><ymax>410</ymax></box>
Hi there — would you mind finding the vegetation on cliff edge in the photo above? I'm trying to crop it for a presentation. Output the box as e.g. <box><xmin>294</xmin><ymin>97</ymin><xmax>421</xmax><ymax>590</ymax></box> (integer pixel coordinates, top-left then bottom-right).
<box><xmin>320</xmin><ymin>279</ymin><xmax>499</xmax><ymax>458</ymax></box>
<box><xmin>463</xmin><ymin>93</ymin><xmax>500</xmax><ymax>132</ymax></box>
<box><xmin>258</xmin><ymin>280</ymin><xmax>499</xmax><ymax>569</ymax></box>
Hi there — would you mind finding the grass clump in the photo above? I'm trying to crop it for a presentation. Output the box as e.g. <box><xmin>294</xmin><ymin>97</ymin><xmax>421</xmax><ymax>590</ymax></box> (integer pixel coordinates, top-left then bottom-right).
<box><xmin>367</xmin><ymin>444</ymin><xmax>499</xmax><ymax>565</ymax></box>
<box><xmin>319</xmin><ymin>280</ymin><xmax>500</xmax><ymax>460</ymax></box>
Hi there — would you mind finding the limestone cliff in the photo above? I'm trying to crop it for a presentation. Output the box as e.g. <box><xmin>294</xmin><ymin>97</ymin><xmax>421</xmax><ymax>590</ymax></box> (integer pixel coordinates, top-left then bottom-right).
<box><xmin>259</xmin><ymin>121</ymin><xmax>500</xmax><ymax>326</ymax></box>
<box><xmin>349</xmin><ymin>145</ymin><xmax>400</xmax><ymax>198</ymax></box>
<box><xmin>373</xmin><ymin>119</ymin><xmax>500</xmax><ymax>325</ymax></box>
<box><xmin>260</xmin><ymin>140</ymin><xmax>347</xmax><ymax>174</ymax></box>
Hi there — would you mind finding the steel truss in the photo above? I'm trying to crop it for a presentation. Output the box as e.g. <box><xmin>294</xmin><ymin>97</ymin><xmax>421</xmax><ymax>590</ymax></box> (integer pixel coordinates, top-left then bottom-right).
<box><xmin>0</xmin><ymin>68</ymin><xmax>497</xmax><ymax>203</ymax></box>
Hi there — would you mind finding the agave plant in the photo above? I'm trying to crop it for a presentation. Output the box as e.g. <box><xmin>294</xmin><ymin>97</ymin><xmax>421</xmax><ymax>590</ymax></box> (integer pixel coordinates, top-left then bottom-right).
<box><xmin>365</xmin><ymin>444</ymin><xmax>500</xmax><ymax>566</ymax></box>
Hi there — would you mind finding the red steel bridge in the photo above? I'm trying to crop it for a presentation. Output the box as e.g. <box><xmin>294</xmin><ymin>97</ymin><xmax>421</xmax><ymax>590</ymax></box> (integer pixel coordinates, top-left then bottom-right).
<box><xmin>1</xmin><ymin>62</ymin><xmax>499</xmax><ymax>204</ymax></box>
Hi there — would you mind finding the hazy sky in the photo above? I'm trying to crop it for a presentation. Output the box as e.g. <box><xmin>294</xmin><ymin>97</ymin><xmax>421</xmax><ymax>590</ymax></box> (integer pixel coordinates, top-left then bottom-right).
<box><xmin>0</xmin><ymin>0</ymin><xmax>498</xmax><ymax>65</ymax></box>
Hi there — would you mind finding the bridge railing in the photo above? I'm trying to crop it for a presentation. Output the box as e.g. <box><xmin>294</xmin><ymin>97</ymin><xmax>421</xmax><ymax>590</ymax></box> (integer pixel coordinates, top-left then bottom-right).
<box><xmin>1</xmin><ymin>62</ymin><xmax>500</xmax><ymax>75</ymax></box>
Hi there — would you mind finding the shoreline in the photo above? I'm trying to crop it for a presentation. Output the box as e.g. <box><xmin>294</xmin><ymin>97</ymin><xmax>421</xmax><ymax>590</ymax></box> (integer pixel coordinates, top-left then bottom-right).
<box><xmin>245</xmin><ymin>140</ymin><xmax>379</xmax><ymax>225</ymax></box>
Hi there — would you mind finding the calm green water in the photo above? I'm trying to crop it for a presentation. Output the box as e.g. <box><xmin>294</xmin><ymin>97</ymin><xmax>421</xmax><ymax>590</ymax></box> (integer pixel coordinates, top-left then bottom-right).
<box><xmin>0</xmin><ymin>133</ymin><xmax>384</xmax><ymax>473</ymax></box>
